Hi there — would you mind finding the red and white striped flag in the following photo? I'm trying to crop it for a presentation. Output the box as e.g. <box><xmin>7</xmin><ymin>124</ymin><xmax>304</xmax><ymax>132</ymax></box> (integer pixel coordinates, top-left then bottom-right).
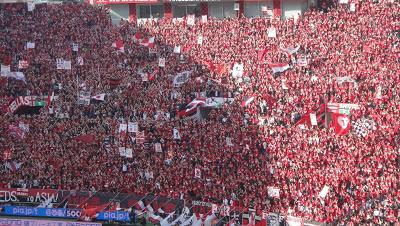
<box><xmin>242</xmin><ymin>95</ymin><xmax>255</xmax><ymax>107</ymax></box>
<box><xmin>269</xmin><ymin>63</ymin><xmax>290</xmax><ymax>74</ymax></box>
<box><xmin>91</xmin><ymin>93</ymin><xmax>105</xmax><ymax>101</ymax></box>
<box><xmin>112</xmin><ymin>39</ymin><xmax>124</xmax><ymax>52</ymax></box>
<box><xmin>134</xmin><ymin>200</ymin><xmax>145</xmax><ymax>211</ymax></box>
<box><xmin>18</xmin><ymin>60</ymin><xmax>29</xmax><ymax>69</ymax></box>
<box><xmin>133</xmin><ymin>32</ymin><xmax>143</xmax><ymax>42</ymax></box>
<box><xmin>140</xmin><ymin>37</ymin><xmax>155</xmax><ymax>48</ymax></box>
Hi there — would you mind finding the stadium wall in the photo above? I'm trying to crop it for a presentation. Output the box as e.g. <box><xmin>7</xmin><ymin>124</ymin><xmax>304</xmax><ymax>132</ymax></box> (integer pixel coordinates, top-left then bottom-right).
<box><xmin>93</xmin><ymin>0</ymin><xmax>314</xmax><ymax>25</ymax></box>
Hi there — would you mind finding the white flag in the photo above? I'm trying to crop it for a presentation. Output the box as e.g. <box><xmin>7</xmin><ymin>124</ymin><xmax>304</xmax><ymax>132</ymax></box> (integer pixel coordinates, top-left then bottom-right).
<box><xmin>319</xmin><ymin>185</ymin><xmax>330</xmax><ymax>199</ymax></box>
<box><xmin>174</xmin><ymin>46</ymin><xmax>181</xmax><ymax>54</ymax></box>
<box><xmin>281</xmin><ymin>79</ymin><xmax>289</xmax><ymax>90</ymax></box>
<box><xmin>72</xmin><ymin>43</ymin><xmax>79</xmax><ymax>52</ymax></box>
<box><xmin>201</xmin><ymin>15</ymin><xmax>208</xmax><ymax>23</ymax></box>
<box><xmin>63</xmin><ymin>60</ymin><xmax>72</xmax><ymax>70</ymax></box>
<box><xmin>155</xmin><ymin>143</ymin><xmax>162</xmax><ymax>153</ymax></box>
<box><xmin>27</xmin><ymin>2</ymin><xmax>35</xmax><ymax>11</ymax></box>
<box><xmin>128</xmin><ymin>122</ymin><xmax>138</xmax><ymax>133</ymax></box>
<box><xmin>26</xmin><ymin>42</ymin><xmax>35</xmax><ymax>49</ymax></box>
<box><xmin>160</xmin><ymin>212</ymin><xmax>175</xmax><ymax>226</ymax></box>
<box><xmin>171</xmin><ymin>207</ymin><xmax>190</xmax><ymax>225</ymax></box>
<box><xmin>141</xmin><ymin>72</ymin><xmax>148</xmax><ymax>82</ymax></box>
<box><xmin>194</xmin><ymin>168</ymin><xmax>201</xmax><ymax>178</ymax></box>
<box><xmin>350</xmin><ymin>3</ymin><xmax>356</xmax><ymax>12</ymax></box>
<box><xmin>56</xmin><ymin>58</ymin><xmax>64</xmax><ymax>69</ymax></box>
<box><xmin>77</xmin><ymin>56</ymin><xmax>84</xmax><ymax>66</ymax></box>
<box><xmin>376</xmin><ymin>85</ymin><xmax>382</xmax><ymax>99</ymax></box>
<box><xmin>226</xmin><ymin>137</ymin><xmax>233</xmax><ymax>146</ymax></box>
<box><xmin>268</xmin><ymin>27</ymin><xmax>277</xmax><ymax>38</ymax></box>
<box><xmin>119</xmin><ymin>123</ymin><xmax>127</xmax><ymax>133</ymax></box>
<box><xmin>310</xmin><ymin>113</ymin><xmax>317</xmax><ymax>126</ymax></box>
<box><xmin>232</xmin><ymin>62</ymin><xmax>244</xmax><ymax>78</ymax></box>
<box><xmin>159</xmin><ymin>58</ymin><xmax>165</xmax><ymax>67</ymax></box>
<box><xmin>267</xmin><ymin>186</ymin><xmax>280</xmax><ymax>198</ymax></box>
<box><xmin>180</xmin><ymin>215</ymin><xmax>195</xmax><ymax>226</ymax></box>
<box><xmin>1</xmin><ymin>72</ymin><xmax>26</xmax><ymax>82</ymax></box>
<box><xmin>125</xmin><ymin>148</ymin><xmax>133</xmax><ymax>158</ymax></box>
<box><xmin>173</xmin><ymin>127</ymin><xmax>181</xmax><ymax>140</ymax></box>
<box><xmin>1</xmin><ymin>64</ymin><xmax>11</xmax><ymax>74</ymax></box>
<box><xmin>173</xmin><ymin>70</ymin><xmax>192</xmax><ymax>87</ymax></box>
<box><xmin>186</xmin><ymin>14</ymin><xmax>195</xmax><ymax>26</ymax></box>
<box><xmin>197</xmin><ymin>36</ymin><xmax>203</xmax><ymax>45</ymax></box>
<box><xmin>119</xmin><ymin>147</ymin><xmax>126</xmax><ymax>157</ymax></box>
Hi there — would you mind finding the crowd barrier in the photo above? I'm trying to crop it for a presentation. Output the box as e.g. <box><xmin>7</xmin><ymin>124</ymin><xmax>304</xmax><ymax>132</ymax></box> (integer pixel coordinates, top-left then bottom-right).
<box><xmin>0</xmin><ymin>188</ymin><xmax>329</xmax><ymax>225</ymax></box>
<box><xmin>0</xmin><ymin>217</ymin><xmax>102</xmax><ymax>226</ymax></box>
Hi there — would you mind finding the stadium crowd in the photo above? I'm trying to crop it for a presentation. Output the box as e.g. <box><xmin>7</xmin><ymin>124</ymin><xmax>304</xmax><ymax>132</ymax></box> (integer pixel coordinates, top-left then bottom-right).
<box><xmin>0</xmin><ymin>0</ymin><xmax>399</xmax><ymax>224</ymax></box>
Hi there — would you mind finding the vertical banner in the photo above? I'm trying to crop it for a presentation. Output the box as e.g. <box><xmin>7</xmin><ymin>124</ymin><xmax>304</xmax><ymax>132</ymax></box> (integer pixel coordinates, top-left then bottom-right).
<box><xmin>158</xmin><ymin>58</ymin><xmax>165</xmax><ymax>67</ymax></box>
<box><xmin>197</xmin><ymin>36</ymin><xmax>203</xmax><ymax>45</ymax></box>
<box><xmin>72</xmin><ymin>43</ymin><xmax>79</xmax><ymax>52</ymax></box>
<box><xmin>174</xmin><ymin>46</ymin><xmax>181</xmax><ymax>54</ymax></box>
<box><xmin>56</xmin><ymin>58</ymin><xmax>64</xmax><ymax>70</ymax></box>
<box><xmin>27</xmin><ymin>2</ymin><xmax>35</xmax><ymax>11</ymax></box>
<box><xmin>350</xmin><ymin>3</ymin><xmax>356</xmax><ymax>12</ymax></box>
<box><xmin>268</xmin><ymin>27</ymin><xmax>277</xmax><ymax>38</ymax></box>
<box><xmin>310</xmin><ymin>113</ymin><xmax>317</xmax><ymax>126</ymax></box>
<box><xmin>201</xmin><ymin>15</ymin><xmax>207</xmax><ymax>23</ymax></box>
<box><xmin>186</xmin><ymin>14</ymin><xmax>195</xmax><ymax>26</ymax></box>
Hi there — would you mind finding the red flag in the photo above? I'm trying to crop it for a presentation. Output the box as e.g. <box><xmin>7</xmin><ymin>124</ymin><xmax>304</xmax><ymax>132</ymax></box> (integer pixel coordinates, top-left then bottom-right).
<box><xmin>3</xmin><ymin>149</ymin><xmax>12</xmax><ymax>160</ymax></box>
<box><xmin>112</xmin><ymin>39</ymin><xmax>124</xmax><ymax>52</ymax></box>
<box><xmin>215</xmin><ymin>64</ymin><xmax>226</xmax><ymax>76</ymax></box>
<box><xmin>204</xmin><ymin>60</ymin><xmax>216</xmax><ymax>71</ymax></box>
<box><xmin>133</xmin><ymin>32</ymin><xmax>143</xmax><ymax>42</ymax></box>
<box><xmin>331</xmin><ymin>113</ymin><xmax>351</xmax><ymax>135</ymax></box>
<box><xmin>257</xmin><ymin>48</ymin><xmax>268</xmax><ymax>61</ymax></box>
<box><xmin>75</xmin><ymin>134</ymin><xmax>96</xmax><ymax>144</ymax></box>
<box><xmin>80</xmin><ymin>203</ymin><xmax>109</xmax><ymax>221</ymax></box>
<box><xmin>262</xmin><ymin>94</ymin><xmax>277</xmax><ymax>108</ymax></box>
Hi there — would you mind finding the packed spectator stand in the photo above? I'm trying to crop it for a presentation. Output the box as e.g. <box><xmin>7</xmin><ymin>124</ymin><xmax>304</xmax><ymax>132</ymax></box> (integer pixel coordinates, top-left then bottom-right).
<box><xmin>0</xmin><ymin>0</ymin><xmax>399</xmax><ymax>225</ymax></box>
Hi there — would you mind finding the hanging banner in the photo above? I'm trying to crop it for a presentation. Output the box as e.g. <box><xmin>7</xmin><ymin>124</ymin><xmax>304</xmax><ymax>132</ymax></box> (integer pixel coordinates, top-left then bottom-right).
<box><xmin>96</xmin><ymin>0</ymin><xmax>158</xmax><ymax>4</ymax></box>
<box><xmin>2</xmin><ymin>206</ymin><xmax>82</xmax><ymax>219</ymax></box>
<box><xmin>0</xmin><ymin>218</ymin><xmax>101</xmax><ymax>226</ymax></box>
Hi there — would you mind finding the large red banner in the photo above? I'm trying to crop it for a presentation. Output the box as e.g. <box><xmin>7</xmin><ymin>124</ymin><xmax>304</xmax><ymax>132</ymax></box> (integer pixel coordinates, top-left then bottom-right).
<box><xmin>0</xmin><ymin>188</ymin><xmax>59</xmax><ymax>203</ymax></box>
<box><xmin>95</xmin><ymin>0</ymin><xmax>158</xmax><ymax>4</ymax></box>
